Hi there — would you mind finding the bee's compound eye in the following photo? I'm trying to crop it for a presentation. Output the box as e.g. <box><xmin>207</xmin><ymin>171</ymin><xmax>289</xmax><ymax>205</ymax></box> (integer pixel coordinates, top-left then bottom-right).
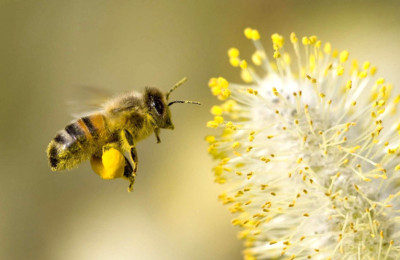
<box><xmin>153</xmin><ymin>99</ymin><xmax>164</xmax><ymax>115</ymax></box>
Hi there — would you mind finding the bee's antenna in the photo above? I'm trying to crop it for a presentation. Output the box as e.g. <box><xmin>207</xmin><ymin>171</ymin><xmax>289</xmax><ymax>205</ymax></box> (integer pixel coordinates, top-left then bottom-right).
<box><xmin>166</xmin><ymin>77</ymin><xmax>188</xmax><ymax>101</ymax></box>
<box><xmin>168</xmin><ymin>100</ymin><xmax>201</xmax><ymax>106</ymax></box>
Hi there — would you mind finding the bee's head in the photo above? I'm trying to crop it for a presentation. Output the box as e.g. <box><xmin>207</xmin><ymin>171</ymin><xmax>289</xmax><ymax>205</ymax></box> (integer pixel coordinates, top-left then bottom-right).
<box><xmin>145</xmin><ymin>78</ymin><xmax>201</xmax><ymax>130</ymax></box>
<box><xmin>144</xmin><ymin>87</ymin><xmax>174</xmax><ymax>130</ymax></box>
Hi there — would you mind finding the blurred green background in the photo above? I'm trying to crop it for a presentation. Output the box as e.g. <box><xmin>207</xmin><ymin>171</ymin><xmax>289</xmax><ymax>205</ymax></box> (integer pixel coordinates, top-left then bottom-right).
<box><xmin>1</xmin><ymin>1</ymin><xmax>400</xmax><ymax>259</ymax></box>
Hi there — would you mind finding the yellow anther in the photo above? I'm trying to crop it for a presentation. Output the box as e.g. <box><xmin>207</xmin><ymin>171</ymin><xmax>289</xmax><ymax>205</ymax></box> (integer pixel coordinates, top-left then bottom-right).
<box><xmin>214</xmin><ymin>116</ymin><xmax>224</xmax><ymax>124</ymax></box>
<box><xmin>370</xmin><ymin>66</ymin><xmax>377</xmax><ymax>75</ymax></box>
<box><xmin>395</xmin><ymin>95</ymin><xmax>400</xmax><ymax>104</ymax></box>
<box><xmin>211</xmin><ymin>86</ymin><xmax>221</xmax><ymax>96</ymax></box>
<box><xmin>252</xmin><ymin>51</ymin><xmax>263</xmax><ymax>66</ymax></box>
<box><xmin>248</xmin><ymin>135</ymin><xmax>254</xmax><ymax>142</ymax></box>
<box><xmin>332</xmin><ymin>49</ymin><xmax>339</xmax><ymax>58</ymax></box>
<box><xmin>213</xmin><ymin>166</ymin><xmax>224</xmax><ymax>176</ymax></box>
<box><xmin>244</xmin><ymin>254</ymin><xmax>256</xmax><ymax>260</ymax></box>
<box><xmin>222</xmin><ymin>100</ymin><xmax>236</xmax><ymax>112</ymax></box>
<box><xmin>221</xmin><ymin>157</ymin><xmax>231</xmax><ymax>165</ymax></box>
<box><xmin>227</xmin><ymin>47</ymin><xmax>240</xmax><ymax>58</ymax></box>
<box><xmin>225</xmin><ymin>121</ymin><xmax>234</xmax><ymax>128</ymax></box>
<box><xmin>247</xmin><ymin>88</ymin><xmax>257</xmax><ymax>95</ymax></box>
<box><xmin>224</xmin><ymin>167</ymin><xmax>234</xmax><ymax>173</ymax></box>
<box><xmin>251</xmin><ymin>29</ymin><xmax>260</xmax><ymax>40</ymax></box>
<box><xmin>290</xmin><ymin>32</ymin><xmax>298</xmax><ymax>43</ymax></box>
<box><xmin>205</xmin><ymin>135</ymin><xmax>216</xmax><ymax>143</ymax></box>
<box><xmin>272</xmin><ymin>87</ymin><xmax>279</xmax><ymax>96</ymax></box>
<box><xmin>315</xmin><ymin>40</ymin><xmax>321</xmax><ymax>48</ymax></box>
<box><xmin>349</xmin><ymin>145</ymin><xmax>361</xmax><ymax>153</ymax></box>
<box><xmin>351</xmin><ymin>59</ymin><xmax>359</xmax><ymax>73</ymax></box>
<box><xmin>309</xmin><ymin>35</ymin><xmax>317</xmax><ymax>44</ymax></box>
<box><xmin>302</xmin><ymin>36</ymin><xmax>310</xmax><ymax>45</ymax></box>
<box><xmin>241</xmin><ymin>69</ymin><xmax>253</xmax><ymax>83</ymax></box>
<box><xmin>208</xmin><ymin>77</ymin><xmax>218</xmax><ymax>87</ymax></box>
<box><xmin>359</xmin><ymin>71</ymin><xmax>368</xmax><ymax>78</ymax></box>
<box><xmin>346</xmin><ymin>80</ymin><xmax>352</xmax><ymax>89</ymax></box>
<box><xmin>395</xmin><ymin>164</ymin><xmax>400</xmax><ymax>171</ymax></box>
<box><xmin>240</xmin><ymin>60</ymin><xmax>248</xmax><ymax>69</ymax></box>
<box><xmin>230</xmin><ymin>57</ymin><xmax>240</xmax><ymax>67</ymax></box>
<box><xmin>217</xmin><ymin>77</ymin><xmax>229</xmax><ymax>88</ymax></box>
<box><xmin>210</xmin><ymin>105</ymin><xmax>223</xmax><ymax>115</ymax></box>
<box><xmin>207</xmin><ymin>121</ymin><xmax>219</xmax><ymax>128</ymax></box>
<box><xmin>219</xmin><ymin>89</ymin><xmax>231</xmax><ymax>100</ymax></box>
<box><xmin>336</xmin><ymin>66</ymin><xmax>344</xmax><ymax>76</ymax></box>
<box><xmin>363</xmin><ymin>61</ymin><xmax>371</xmax><ymax>70</ymax></box>
<box><xmin>377</xmin><ymin>78</ymin><xmax>385</xmax><ymax>85</ymax></box>
<box><xmin>339</xmin><ymin>50</ymin><xmax>349</xmax><ymax>63</ymax></box>
<box><xmin>271</xmin><ymin>33</ymin><xmax>284</xmax><ymax>48</ymax></box>
<box><xmin>231</xmin><ymin>218</ymin><xmax>241</xmax><ymax>226</ymax></box>
<box><xmin>232</xmin><ymin>142</ymin><xmax>240</xmax><ymax>149</ymax></box>
<box><xmin>273</xmin><ymin>50</ymin><xmax>281</xmax><ymax>59</ymax></box>
<box><xmin>296</xmin><ymin>157</ymin><xmax>303</xmax><ymax>164</ymax></box>
<box><xmin>324</xmin><ymin>42</ymin><xmax>331</xmax><ymax>54</ymax></box>
<box><xmin>244</xmin><ymin>27</ymin><xmax>253</xmax><ymax>39</ymax></box>
<box><xmin>283</xmin><ymin>53</ymin><xmax>291</xmax><ymax>65</ymax></box>
<box><xmin>312</xmin><ymin>78</ymin><xmax>317</xmax><ymax>83</ymax></box>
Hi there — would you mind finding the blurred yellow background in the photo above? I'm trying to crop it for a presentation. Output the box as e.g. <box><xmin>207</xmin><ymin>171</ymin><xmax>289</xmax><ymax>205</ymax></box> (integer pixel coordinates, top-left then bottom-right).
<box><xmin>1</xmin><ymin>1</ymin><xmax>400</xmax><ymax>259</ymax></box>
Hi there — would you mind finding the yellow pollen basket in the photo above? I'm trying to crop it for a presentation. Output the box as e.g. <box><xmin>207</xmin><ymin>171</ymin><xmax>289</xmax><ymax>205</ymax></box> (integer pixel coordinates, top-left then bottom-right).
<box><xmin>90</xmin><ymin>148</ymin><xmax>125</xmax><ymax>180</ymax></box>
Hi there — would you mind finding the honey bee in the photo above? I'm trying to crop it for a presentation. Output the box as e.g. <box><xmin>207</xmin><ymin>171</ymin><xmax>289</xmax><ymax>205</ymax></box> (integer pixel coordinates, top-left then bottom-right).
<box><xmin>47</xmin><ymin>77</ymin><xmax>200</xmax><ymax>192</ymax></box>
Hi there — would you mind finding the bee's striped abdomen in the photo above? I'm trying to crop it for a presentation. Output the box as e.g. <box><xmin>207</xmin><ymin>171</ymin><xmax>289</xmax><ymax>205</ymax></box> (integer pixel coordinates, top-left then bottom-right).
<box><xmin>47</xmin><ymin>114</ymin><xmax>106</xmax><ymax>171</ymax></box>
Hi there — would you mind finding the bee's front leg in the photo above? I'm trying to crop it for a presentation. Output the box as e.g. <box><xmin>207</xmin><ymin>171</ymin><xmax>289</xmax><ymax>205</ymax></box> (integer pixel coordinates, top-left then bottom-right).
<box><xmin>154</xmin><ymin>128</ymin><xmax>161</xmax><ymax>143</ymax></box>
<box><xmin>121</xmin><ymin>129</ymin><xmax>138</xmax><ymax>192</ymax></box>
<box><xmin>150</xmin><ymin>119</ymin><xmax>161</xmax><ymax>143</ymax></box>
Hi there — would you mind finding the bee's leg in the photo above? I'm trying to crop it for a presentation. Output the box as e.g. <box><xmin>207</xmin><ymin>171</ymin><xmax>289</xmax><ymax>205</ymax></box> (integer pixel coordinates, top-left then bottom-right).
<box><xmin>154</xmin><ymin>128</ymin><xmax>161</xmax><ymax>143</ymax></box>
<box><xmin>122</xmin><ymin>156</ymin><xmax>135</xmax><ymax>192</ymax></box>
<box><xmin>149</xmin><ymin>119</ymin><xmax>161</xmax><ymax>143</ymax></box>
<box><xmin>121</xmin><ymin>129</ymin><xmax>138</xmax><ymax>192</ymax></box>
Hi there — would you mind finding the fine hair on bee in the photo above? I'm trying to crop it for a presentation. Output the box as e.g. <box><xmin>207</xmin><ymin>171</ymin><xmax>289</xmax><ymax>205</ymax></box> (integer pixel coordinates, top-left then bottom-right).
<box><xmin>47</xmin><ymin>77</ymin><xmax>200</xmax><ymax>192</ymax></box>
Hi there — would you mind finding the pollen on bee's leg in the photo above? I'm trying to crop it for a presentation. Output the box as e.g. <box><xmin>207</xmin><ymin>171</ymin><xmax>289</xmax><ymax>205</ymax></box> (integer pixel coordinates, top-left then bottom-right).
<box><xmin>90</xmin><ymin>148</ymin><xmax>125</xmax><ymax>180</ymax></box>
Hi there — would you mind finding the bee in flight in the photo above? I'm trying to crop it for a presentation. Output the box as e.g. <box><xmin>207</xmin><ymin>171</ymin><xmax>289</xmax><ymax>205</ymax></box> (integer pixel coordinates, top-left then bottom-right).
<box><xmin>47</xmin><ymin>77</ymin><xmax>200</xmax><ymax>192</ymax></box>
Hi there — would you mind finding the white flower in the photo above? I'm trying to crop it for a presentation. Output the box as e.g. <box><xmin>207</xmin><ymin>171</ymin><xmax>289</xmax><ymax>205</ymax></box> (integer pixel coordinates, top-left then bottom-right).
<box><xmin>207</xmin><ymin>28</ymin><xmax>400</xmax><ymax>259</ymax></box>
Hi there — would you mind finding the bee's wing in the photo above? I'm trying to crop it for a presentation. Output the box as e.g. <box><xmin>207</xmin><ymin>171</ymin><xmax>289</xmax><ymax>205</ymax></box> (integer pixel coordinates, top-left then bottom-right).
<box><xmin>68</xmin><ymin>86</ymin><xmax>113</xmax><ymax>118</ymax></box>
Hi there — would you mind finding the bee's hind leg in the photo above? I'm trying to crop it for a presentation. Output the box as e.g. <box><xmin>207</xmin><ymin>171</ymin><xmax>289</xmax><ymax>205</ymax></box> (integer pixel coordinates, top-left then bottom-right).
<box><xmin>122</xmin><ymin>156</ymin><xmax>135</xmax><ymax>192</ymax></box>
<box><xmin>121</xmin><ymin>129</ymin><xmax>138</xmax><ymax>192</ymax></box>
